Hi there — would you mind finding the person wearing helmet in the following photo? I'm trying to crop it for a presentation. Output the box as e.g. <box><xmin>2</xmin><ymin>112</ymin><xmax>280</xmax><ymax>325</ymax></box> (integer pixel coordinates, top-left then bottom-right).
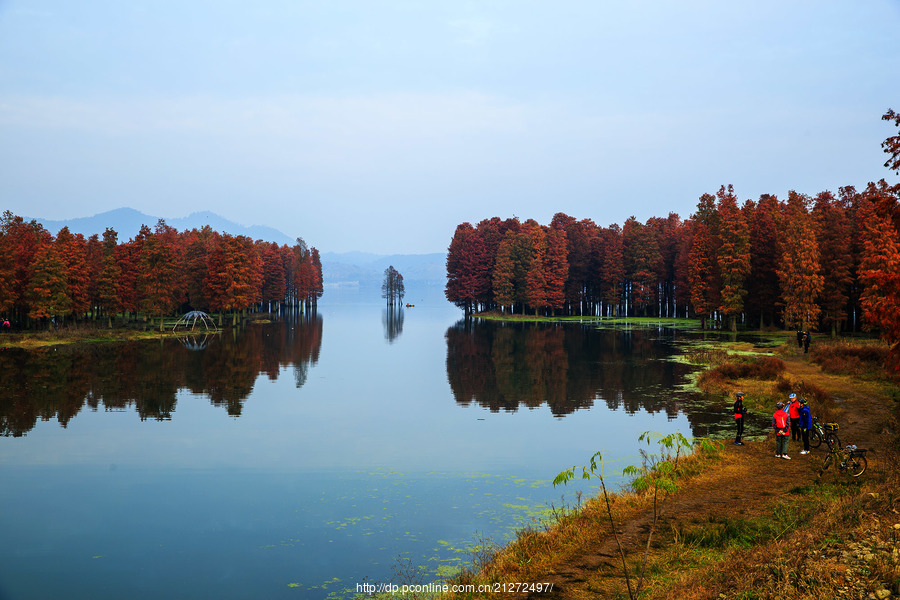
<box><xmin>733</xmin><ymin>391</ymin><xmax>746</xmax><ymax>445</ymax></box>
<box><xmin>788</xmin><ymin>393</ymin><xmax>802</xmax><ymax>442</ymax></box>
<box><xmin>772</xmin><ymin>401</ymin><xmax>791</xmax><ymax>459</ymax></box>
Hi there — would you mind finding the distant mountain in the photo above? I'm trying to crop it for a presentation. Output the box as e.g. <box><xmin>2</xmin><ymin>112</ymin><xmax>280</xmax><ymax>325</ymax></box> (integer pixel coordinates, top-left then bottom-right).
<box><xmin>320</xmin><ymin>251</ymin><xmax>445</xmax><ymax>287</ymax></box>
<box><xmin>31</xmin><ymin>207</ymin><xmax>296</xmax><ymax>246</ymax></box>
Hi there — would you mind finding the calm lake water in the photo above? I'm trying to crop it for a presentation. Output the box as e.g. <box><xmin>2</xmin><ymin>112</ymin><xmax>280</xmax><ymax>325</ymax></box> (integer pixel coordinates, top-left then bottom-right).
<box><xmin>0</xmin><ymin>288</ymin><xmax>760</xmax><ymax>600</ymax></box>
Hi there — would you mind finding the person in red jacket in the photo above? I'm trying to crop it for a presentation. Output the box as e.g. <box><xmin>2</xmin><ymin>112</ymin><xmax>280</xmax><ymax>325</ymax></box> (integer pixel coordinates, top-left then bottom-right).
<box><xmin>788</xmin><ymin>393</ymin><xmax>801</xmax><ymax>442</ymax></box>
<box><xmin>773</xmin><ymin>401</ymin><xmax>791</xmax><ymax>459</ymax></box>
<box><xmin>733</xmin><ymin>391</ymin><xmax>746</xmax><ymax>445</ymax></box>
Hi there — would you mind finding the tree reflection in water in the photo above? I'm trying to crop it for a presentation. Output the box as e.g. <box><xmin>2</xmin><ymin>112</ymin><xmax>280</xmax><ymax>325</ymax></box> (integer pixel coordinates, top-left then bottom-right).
<box><xmin>445</xmin><ymin>319</ymin><xmax>715</xmax><ymax>430</ymax></box>
<box><xmin>0</xmin><ymin>313</ymin><xmax>323</xmax><ymax>437</ymax></box>
<box><xmin>382</xmin><ymin>305</ymin><xmax>404</xmax><ymax>343</ymax></box>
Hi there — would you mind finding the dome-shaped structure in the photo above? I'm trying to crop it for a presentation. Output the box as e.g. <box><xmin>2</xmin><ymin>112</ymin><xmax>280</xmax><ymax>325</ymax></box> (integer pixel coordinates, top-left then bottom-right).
<box><xmin>172</xmin><ymin>311</ymin><xmax>218</xmax><ymax>332</ymax></box>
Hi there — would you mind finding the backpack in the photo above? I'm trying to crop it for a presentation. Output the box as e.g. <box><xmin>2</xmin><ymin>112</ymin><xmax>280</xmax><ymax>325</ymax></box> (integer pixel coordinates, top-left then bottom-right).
<box><xmin>774</xmin><ymin>410</ymin><xmax>788</xmax><ymax>432</ymax></box>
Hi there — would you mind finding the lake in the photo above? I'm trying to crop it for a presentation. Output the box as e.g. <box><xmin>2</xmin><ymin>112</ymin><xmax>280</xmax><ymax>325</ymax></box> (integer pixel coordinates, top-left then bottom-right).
<box><xmin>0</xmin><ymin>288</ymin><xmax>756</xmax><ymax>600</ymax></box>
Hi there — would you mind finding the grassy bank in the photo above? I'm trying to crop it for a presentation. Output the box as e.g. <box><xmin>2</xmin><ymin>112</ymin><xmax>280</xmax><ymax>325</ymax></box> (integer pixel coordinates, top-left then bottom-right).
<box><xmin>0</xmin><ymin>315</ymin><xmax>234</xmax><ymax>348</ymax></box>
<box><xmin>361</xmin><ymin>335</ymin><xmax>900</xmax><ymax>600</ymax></box>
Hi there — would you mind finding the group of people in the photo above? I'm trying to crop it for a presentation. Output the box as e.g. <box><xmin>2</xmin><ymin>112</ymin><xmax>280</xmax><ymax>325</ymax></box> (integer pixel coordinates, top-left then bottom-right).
<box><xmin>796</xmin><ymin>330</ymin><xmax>812</xmax><ymax>353</ymax></box>
<box><xmin>732</xmin><ymin>391</ymin><xmax>813</xmax><ymax>460</ymax></box>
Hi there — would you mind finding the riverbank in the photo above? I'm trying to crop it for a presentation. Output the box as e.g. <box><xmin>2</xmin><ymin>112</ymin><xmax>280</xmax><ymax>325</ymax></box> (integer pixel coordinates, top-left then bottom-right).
<box><xmin>438</xmin><ymin>336</ymin><xmax>900</xmax><ymax>599</ymax></box>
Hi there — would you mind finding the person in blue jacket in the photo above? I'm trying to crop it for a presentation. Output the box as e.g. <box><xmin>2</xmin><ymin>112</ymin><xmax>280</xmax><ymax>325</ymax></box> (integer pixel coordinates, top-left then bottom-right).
<box><xmin>797</xmin><ymin>398</ymin><xmax>813</xmax><ymax>454</ymax></box>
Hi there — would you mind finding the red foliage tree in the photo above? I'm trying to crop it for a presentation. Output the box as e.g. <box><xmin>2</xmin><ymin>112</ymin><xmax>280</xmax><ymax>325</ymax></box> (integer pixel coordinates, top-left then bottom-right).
<box><xmin>623</xmin><ymin>217</ymin><xmax>662</xmax><ymax>316</ymax></box>
<box><xmin>813</xmin><ymin>191</ymin><xmax>854</xmax><ymax>335</ymax></box>
<box><xmin>716</xmin><ymin>185</ymin><xmax>751</xmax><ymax>331</ymax></box>
<box><xmin>96</xmin><ymin>228</ymin><xmax>121</xmax><ymax>326</ymax></box>
<box><xmin>54</xmin><ymin>227</ymin><xmax>91</xmax><ymax>320</ymax></box>
<box><xmin>26</xmin><ymin>244</ymin><xmax>70</xmax><ymax>325</ymax></box>
<box><xmin>261</xmin><ymin>242</ymin><xmax>287</xmax><ymax>311</ymax></box>
<box><xmin>139</xmin><ymin>220</ymin><xmax>182</xmax><ymax>330</ymax></box>
<box><xmin>745</xmin><ymin>194</ymin><xmax>782</xmax><ymax>329</ymax></box>
<box><xmin>542</xmin><ymin>225</ymin><xmax>569</xmax><ymax>314</ymax></box>
<box><xmin>857</xmin><ymin>185</ymin><xmax>900</xmax><ymax>372</ymax></box>
<box><xmin>688</xmin><ymin>193</ymin><xmax>720</xmax><ymax>328</ymax></box>
<box><xmin>598</xmin><ymin>224</ymin><xmax>624</xmax><ymax>316</ymax></box>
<box><xmin>446</xmin><ymin>222</ymin><xmax>492</xmax><ymax>314</ymax></box>
<box><xmin>777</xmin><ymin>191</ymin><xmax>824</xmax><ymax>330</ymax></box>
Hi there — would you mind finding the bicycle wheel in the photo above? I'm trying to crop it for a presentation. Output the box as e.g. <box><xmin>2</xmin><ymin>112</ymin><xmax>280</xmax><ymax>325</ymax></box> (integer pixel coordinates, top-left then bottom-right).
<box><xmin>824</xmin><ymin>432</ymin><xmax>841</xmax><ymax>449</ymax></box>
<box><xmin>848</xmin><ymin>454</ymin><xmax>867</xmax><ymax>477</ymax></box>
<box><xmin>809</xmin><ymin>430</ymin><xmax>823</xmax><ymax>449</ymax></box>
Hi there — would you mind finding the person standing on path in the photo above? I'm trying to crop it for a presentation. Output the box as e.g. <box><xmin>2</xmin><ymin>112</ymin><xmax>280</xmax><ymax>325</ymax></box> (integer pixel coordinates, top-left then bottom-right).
<box><xmin>773</xmin><ymin>402</ymin><xmax>791</xmax><ymax>459</ymax></box>
<box><xmin>798</xmin><ymin>399</ymin><xmax>813</xmax><ymax>455</ymax></box>
<box><xmin>788</xmin><ymin>393</ymin><xmax>801</xmax><ymax>443</ymax></box>
<box><xmin>733</xmin><ymin>392</ymin><xmax>746</xmax><ymax>445</ymax></box>
<box><xmin>803</xmin><ymin>331</ymin><xmax>812</xmax><ymax>354</ymax></box>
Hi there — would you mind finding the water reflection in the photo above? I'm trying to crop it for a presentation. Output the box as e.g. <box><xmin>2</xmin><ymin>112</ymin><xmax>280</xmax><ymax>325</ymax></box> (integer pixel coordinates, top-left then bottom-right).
<box><xmin>0</xmin><ymin>313</ymin><xmax>323</xmax><ymax>436</ymax></box>
<box><xmin>382</xmin><ymin>305</ymin><xmax>404</xmax><ymax>343</ymax></box>
<box><xmin>445</xmin><ymin>319</ymin><xmax>697</xmax><ymax>419</ymax></box>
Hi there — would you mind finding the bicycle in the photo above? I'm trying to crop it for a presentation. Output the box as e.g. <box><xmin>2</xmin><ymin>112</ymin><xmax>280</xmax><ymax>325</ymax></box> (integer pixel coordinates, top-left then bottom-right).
<box><xmin>822</xmin><ymin>443</ymin><xmax>868</xmax><ymax>477</ymax></box>
<box><xmin>809</xmin><ymin>416</ymin><xmax>841</xmax><ymax>449</ymax></box>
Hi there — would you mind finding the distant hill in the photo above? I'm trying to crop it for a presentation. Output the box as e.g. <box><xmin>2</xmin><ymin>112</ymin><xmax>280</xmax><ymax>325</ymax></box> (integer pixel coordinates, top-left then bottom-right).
<box><xmin>31</xmin><ymin>207</ymin><xmax>296</xmax><ymax>246</ymax></box>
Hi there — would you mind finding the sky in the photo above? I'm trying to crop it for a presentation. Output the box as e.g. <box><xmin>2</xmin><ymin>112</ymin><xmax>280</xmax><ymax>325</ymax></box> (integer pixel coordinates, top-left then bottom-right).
<box><xmin>1</xmin><ymin>1</ymin><xmax>899</xmax><ymax>255</ymax></box>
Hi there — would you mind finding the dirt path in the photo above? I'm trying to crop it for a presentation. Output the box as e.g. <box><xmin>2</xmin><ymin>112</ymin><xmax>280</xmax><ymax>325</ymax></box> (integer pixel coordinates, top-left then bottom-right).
<box><xmin>522</xmin><ymin>354</ymin><xmax>894</xmax><ymax>600</ymax></box>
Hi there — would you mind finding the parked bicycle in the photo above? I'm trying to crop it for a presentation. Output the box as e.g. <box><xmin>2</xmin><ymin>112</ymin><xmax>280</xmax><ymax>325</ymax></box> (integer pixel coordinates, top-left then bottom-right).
<box><xmin>822</xmin><ymin>443</ymin><xmax>868</xmax><ymax>477</ymax></box>
<box><xmin>809</xmin><ymin>416</ymin><xmax>841</xmax><ymax>449</ymax></box>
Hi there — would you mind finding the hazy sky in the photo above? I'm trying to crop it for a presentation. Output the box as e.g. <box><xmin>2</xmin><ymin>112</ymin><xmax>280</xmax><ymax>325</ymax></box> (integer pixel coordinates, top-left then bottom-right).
<box><xmin>1</xmin><ymin>1</ymin><xmax>898</xmax><ymax>254</ymax></box>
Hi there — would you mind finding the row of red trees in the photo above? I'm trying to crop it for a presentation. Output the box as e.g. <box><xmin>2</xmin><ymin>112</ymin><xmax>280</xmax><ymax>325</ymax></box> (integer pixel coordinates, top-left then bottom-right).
<box><xmin>447</xmin><ymin>110</ymin><xmax>900</xmax><ymax>352</ymax></box>
<box><xmin>446</xmin><ymin>182</ymin><xmax>899</xmax><ymax>334</ymax></box>
<box><xmin>0</xmin><ymin>214</ymin><xmax>323</xmax><ymax>329</ymax></box>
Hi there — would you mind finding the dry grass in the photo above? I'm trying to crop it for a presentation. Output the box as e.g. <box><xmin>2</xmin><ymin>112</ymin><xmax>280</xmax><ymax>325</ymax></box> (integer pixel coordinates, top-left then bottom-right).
<box><xmin>646</xmin><ymin>435</ymin><xmax>900</xmax><ymax>600</ymax></box>
<box><xmin>810</xmin><ymin>338</ymin><xmax>892</xmax><ymax>380</ymax></box>
<box><xmin>444</xmin><ymin>443</ymin><xmax>726</xmax><ymax>598</ymax></box>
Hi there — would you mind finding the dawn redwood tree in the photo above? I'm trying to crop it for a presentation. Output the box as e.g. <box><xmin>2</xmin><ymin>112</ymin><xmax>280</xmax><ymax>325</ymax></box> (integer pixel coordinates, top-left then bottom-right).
<box><xmin>180</xmin><ymin>227</ymin><xmax>213</xmax><ymax>312</ymax></box>
<box><xmin>687</xmin><ymin>193</ymin><xmax>720</xmax><ymax>328</ymax></box>
<box><xmin>26</xmin><ymin>244</ymin><xmax>71</xmax><ymax>327</ymax></box>
<box><xmin>646</xmin><ymin>213</ymin><xmax>683</xmax><ymax>317</ymax></box>
<box><xmin>777</xmin><ymin>191</ymin><xmax>823</xmax><ymax>331</ymax></box>
<box><xmin>857</xmin><ymin>189</ymin><xmax>900</xmax><ymax>372</ymax></box>
<box><xmin>550</xmin><ymin>213</ymin><xmax>594</xmax><ymax>315</ymax></box>
<box><xmin>2</xmin><ymin>212</ymin><xmax>52</xmax><ymax>320</ymax></box>
<box><xmin>622</xmin><ymin>217</ymin><xmax>662</xmax><ymax>316</ymax></box>
<box><xmin>54</xmin><ymin>227</ymin><xmax>91</xmax><ymax>321</ymax></box>
<box><xmin>309</xmin><ymin>247</ymin><xmax>323</xmax><ymax>308</ymax></box>
<box><xmin>96</xmin><ymin>228</ymin><xmax>121</xmax><ymax>327</ymax></box>
<box><xmin>261</xmin><ymin>242</ymin><xmax>286</xmax><ymax>312</ymax></box>
<box><xmin>139</xmin><ymin>220</ymin><xmax>182</xmax><ymax>331</ymax></box>
<box><xmin>542</xmin><ymin>225</ymin><xmax>569</xmax><ymax>315</ymax></box>
<box><xmin>672</xmin><ymin>219</ymin><xmax>695</xmax><ymax>318</ymax></box>
<box><xmin>524</xmin><ymin>224</ymin><xmax>548</xmax><ymax>314</ymax></box>
<box><xmin>493</xmin><ymin>228</ymin><xmax>533</xmax><ymax>313</ymax></box>
<box><xmin>222</xmin><ymin>234</ymin><xmax>261</xmax><ymax>323</ymax></box>
<box><xmin>84</xmin><ymin>233</ymin><xmax>103</xmax><ymax>320</ymax></box>
<box><xmin>381</xmin><ymin>265</ymin><xmax>405</xmax><ymax>305</ymax></box>
<box><xmin>745</xmin><ymin>194</ymin><xmax>782</xmax><ymax>329</ymax></box>
<box><xmin>715</xmin><ymin>185</ymin><xmax>751</xmax><ymax>332</ymax></box>
<box><xmin>446</xmin><ymin>222</ymin><xmax>491</xmax><ymax>314</ymax></box>
<box><xmin>114</xmin><ymin>226</ymin><xmax>148</xmax><ymax>319</ymax></box>
<box><xmin>813</xmin><ymin>191</ymin><xmax>854</xmax><ymax>336</ymax></box>
<box><xmin>0</xmin><ymin>223</ymin><xmax>14</xmax><ymax>316</ymax></box>
<box><xmin>598</xmin><ymin>224</ymin><xmax>624</xmax><ymax>316</ymax></box>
